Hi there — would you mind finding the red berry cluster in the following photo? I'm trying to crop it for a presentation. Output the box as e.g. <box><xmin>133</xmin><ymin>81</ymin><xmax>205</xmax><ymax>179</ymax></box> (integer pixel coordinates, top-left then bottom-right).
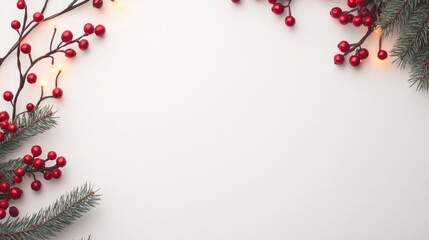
<box><xmin>330</xmin><ymin>0</ymin><xmax>388</xmax><ymax>67</ymax></box>
<box><xmin>0</xmin><ymin>146</ymin><xmax>67</xmax><ymax>219</ymax></box>
<box><xmin>231</xmin><ymin>0</ymin><xmax>296</xmax><ymax>27</ymax></box>
<box><xmin>0</xmin><ymin>111</ymin><xmax>17</xmax><ymax>142</ymax></box>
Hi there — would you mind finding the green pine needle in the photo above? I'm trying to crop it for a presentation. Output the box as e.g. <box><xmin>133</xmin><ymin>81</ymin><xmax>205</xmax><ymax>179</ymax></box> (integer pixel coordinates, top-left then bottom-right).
<box><xmin>0</xmin><ymin>184</ymin><xmax>100</xmax><ymax>240</ymax></box>
<box><xmin>0</xmin><ymin>158</ymin><xmax>23</xmax><ymax>183</ymax></box>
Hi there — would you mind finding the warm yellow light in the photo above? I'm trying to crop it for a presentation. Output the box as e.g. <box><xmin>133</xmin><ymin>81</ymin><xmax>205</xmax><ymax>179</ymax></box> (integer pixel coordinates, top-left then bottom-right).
<box><xmin>58</xmin><ymin>64</ymin><xmax>63</xmax><ymax>71</ymax></box>
<box><xmin>51</xmin><ymin>64</ymin><xmax>56</xmax><ymax>73</ymax></box>
<box><xmin>41</xmin><ymin>79</ymin><xmax>49</xmax><ymax>87</ymax></box>
<box><xmin>113</xmin><ymin>0</ymin><xmax>123</xmax><ymax>8</ymax></box>
<box><xmin>52</xmin><ymin>20</ymin><xmax>57</xmax><ymax>28</ymax></box>
<box><xmin>374</xmin><ymin>26</ymin><xmax>382</xmax><ymax>34</ymax></box>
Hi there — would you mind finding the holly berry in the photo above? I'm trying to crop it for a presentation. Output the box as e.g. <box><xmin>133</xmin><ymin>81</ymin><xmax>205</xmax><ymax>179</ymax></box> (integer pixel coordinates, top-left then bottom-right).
<box><xmin>43</xmin><ymin>171</ymin><xmax>52</xmax><ymax>180</ymax></box>
<box><xmin>338</xmin><ymin>14</ymin><xmax>349</xmax><ymax>25</ymax></box>
<box><xmin>94</xmin><ymin>24</ymin><xmax>106</xmax><ymax>36</ymax></box>
<box><xmin>13</xmin><ymin>176</ymin><xmax>22</xmax><ymax>183</ymax></box>
<box><xmin>358</xmin><ymin>48</ymin><xmax>369</xmax><ymax>59</ymax></box>
<box><xmin>334</xmin><ymin>54</ymin><xmax>345</xmax><ymax>65</ymax></box>
<box><xmin>349</xmin><ymin>55</ymin><xmax>361</xmax><ymax>67</ymax></box>
<box><xmin>65</xmin><ymin>49</ymin><xmax>76</xmax><ymax>58</ymax></box>
<box><xmin>0</xmin><ymin>182</ymin><xmax>10</xmax><ymax>192</ymax></box>
<box><xmin>31</xmin><ymin>145</ymin><xmax>42</xmax><ymax>156</ymax></box>
<box><xmin>0</xmin><ymin>112</ymin><xmax>9</xmax><ymax>122</ymax></box>
<box><xmin>78</xmin><ymin>39</ymin><xmax>89</xmax><ymax>50</ymax></box>
<box><xmin>3</xmin><ymin>91</ymin><xmax>13</xmax><ymax>101</ymax></box>
<box><xmin>271</xmin><ymin>3</ymin><xmax>284</xmax><ymax>15</ymax></box>
<box><xmin>231</xmin><ymin>0</ymin><xmax>240</xmax><ymax>3</ymax></box>
<box><xmin>7</xmin><ymin>123</ymin><xmax>17</xmax><ymax>133</ymax></box>
<box><xmin>61</xmin><ymin>30</ymin><xmax>73</xmax><ymax>42</ymax></box>
<box><xmin>47</xmin><ymin>151</ymin><xmax>57</xmax><ymax>160</ymax></box>
<box><xmin>0</xmin><ymin>199</ymin><xmax>9</xmax><ymax>209</ymax></box>
<box><xmin>363</xmin><ymin>16</ymin><xmax>374</xmax><ymax>27</ymax></box>
<box><xmin>51</xmin><ymin>169</ymin><xmax>62</xmax><ymax>179</ymax></box>
<box><xmin>11</xmin><ymin>20</ymin><xmax>21</xmax><ymax>30</ymax></box>
<box><xmin>20</xmin><ymin>43</ymin><xmax>31</xmax><ymax>54</ymax></box>
<box><xmin>337</xmin><ymin>41</ymin><xmax>350</xmax><ymax>53</ymax></box>
<box><xmin>285</xmin><ymin>16</ymin><xmax>296</xmax><ymax>27</ymax></box>
<box><xmin>330</xmin><ymin>7</ymin><xmax>342</xmax><ymax>19</ymax></box>
<box><xmin>352</xmin><ymin>15</ymin><xmax>362</xmax><ymax>27</ymax></box>
<box><xmin>16</xmin><ymin>0</ymin><xmax>26</xmax><ymax>9</ymax></box>
<box><xmin>14</xmin><ymin>168</ymin><xmax>25</xmax><ymax>177</ymax></box>
<box><xmin>9</xmin><ymin>206</ymin><xmax>19</xmax><ymax>217</ymax></box>
<box><xmin>93</xmin><ymin>0</ymin><xmax>103</xmax><ymax>8</ymax></box>
<box><xmin>31</xmin><ymin>180</ymin><xmax>42</xmax><ymax>191</ymax></box>
<box><xmin>378</xmin><ymin>50</ymin><xmax>388</xmax><ymax>60</ymax></box>
<box><xmin>23</xmin><ymin>154</ymin><xmax>33</xmax><ymax>164</ymax></box>
<box><xmin>26</xmin><ymin>103</ymin><xmax>35</xmax><ymax>111</ymax></box>
<box><xmin>52</xmin><ymin>88</ymin><xmax>63</xmax><ymax>98</ymax></box>
<box><xmin>27</xmin><ymin>73</ymin><xmax>37</xmax><ymax>83</ymax></box>
<box><xmin>0</xmin><ymin>121</ymin><xmax>9</xmax><ymax>130</ymax></box>
<box><xmin>356</xmin><ymin>0</ymin><xmax>366</xmax><ymax>6</ymax></box>
<box><xmin>347</xmin><ymin>0</ymin><xmax>357</xmax><ymax>8</ymax></box>
<box><xmin>33</xmin><ymin>158</ymin><xmax>45</xmax><ymax>169</ymax></box>
<box><xmin>0</xmin><ymin>132</ymin><xmax>5</xmax><ymax>142</ymax></box>
<box><xmin>56</xmin><ymin>156</ymin><xmax>67</xmax><ymax>167</ymax></box>
<box><xmin>9</xmin><ymin>187</ymin><xmax>22</xmax><ymax>199</ymax></box>
<box><xmin>0</xmin><ymin>209</ymin><xmax>6</xmax><ymax>219</ymax></box>
<box><xmin>360</xmin><ymin>8</ymin><xmax>370</xmax><ymax>17</ymax></box>
<box><xmin>84</xmin><ymin>23</ymin><xmax>95</xmax><ymax>34</ymax></box>
<box><xmin>33</xmin><ymin>12</ymin><xmax>44</xmax><ymax>22</ymax></box>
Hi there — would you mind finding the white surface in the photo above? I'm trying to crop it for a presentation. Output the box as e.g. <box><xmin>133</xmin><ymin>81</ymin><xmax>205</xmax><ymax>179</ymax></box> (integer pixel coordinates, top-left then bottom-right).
<box><xmin>2</xmin><ymin>1</ymin><xmax>429</xmax><ymax>239</ymax></box>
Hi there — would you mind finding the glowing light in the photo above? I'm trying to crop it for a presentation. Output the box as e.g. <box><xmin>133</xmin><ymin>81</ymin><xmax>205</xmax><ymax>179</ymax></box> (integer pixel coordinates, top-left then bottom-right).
<box><xmin>41</xmin><ymin>79</ymin><xmax>49</xmax><ymax>87</ymax></box>
<box><xmin>58</xmin><ymin>64</ymin><xmax>63</xmax><ymax>71</ymax></box>
<box><xmin>374</xmin><ymin>26</ymin><xmax>382</xmax><ymax>34</ymax></box>
<box><xmin>51</xmin><ymin>64</ymin><xmax>56</xmax><ymax>73</ymax></box>
<box><xmin>113</xmin><ymin>0</ymin><xmax>123</xmax><ymax>8</ymax></box>
<box><xmin>52</xmin><ymin>20</ymin><xmax>57</xmax><ymax>28</ymax></box>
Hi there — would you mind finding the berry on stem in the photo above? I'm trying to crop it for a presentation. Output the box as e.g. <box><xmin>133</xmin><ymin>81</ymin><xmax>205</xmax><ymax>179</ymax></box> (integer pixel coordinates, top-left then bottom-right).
<box><xmin>56</xmin><ymin>156</ymin><xmax>67</xmax><ymax>167</ymax></box>
<box><xmin>271</xmin><ymin>3</ymin><xmax>284</xmax><ymax>15</ymax></box>
<box><xmin>334</xmin><ymin>54</ymin><xmax>345</xmax><ymax>65</ymax></box>
<box><xmin>33</xmin><ymin>12</ymin><xmax>44</xmax><ymax>22</ymax></box>
<box><xmin>26</xmin><ymin>103</ymin><xmax>35</xmax><ymax>111</ymax></box>
<box><xmin>93</xmin><ymin>0</ymin><xmax>103</xmax><ymax>8</ymax></box>
<box><xmin>51</xmin><ymin>169</ymin><xmax>62</xmax><ymax>179</ymax></box>
<box><xmin>337</xmin><ymin>41</ymin><xmax>350</xmax><ymax>53</ymax></box>
<box><xmin>16</xmin><ymin>0</ymin><xmax>26</xmax><ymax>9</ymax></box>
<box><xmin>358</xmin><ymin>48</ymin><xmax>369</xmax><ymax>59</ymax></box>
<box><xmin>11</xmin><ymin>20</ymin><xmax>21</xmax><ymax>30</ymax></box>
<box><xmin>7</xmin><ymin>123</ymin><xmax>17</xmax><ymax>133</ymax></box>
<box><xmin>349</xmin><ymin>55</ymin><xmax>361</xmax><ymax>67</ymax></box>
<box><xmin>31</xmin><ymin>180</ymin><xmax>42</xmax><ymax>191</ymax></box>
<box><xmin>27</xmin><ymin>73</ymin><xmax>37</xmax><ymax>83</ymax></box>
<box><xmin>94</xmin><ymin>24</ymin><xmax>106</xmax><ymax>36</ymax></box>
<box><xmin>53</xmin><ymin>88</ymin><xmax>63</xmax><ymax>98</ymax></box>
<box><xmin>3</xmin><ymin>91</ymin><xmax>13</xmax><ymax>101</ymax></box>
<box><xmin>9</xmin><ymin>207</ymin><xmax>19</xmax><ymax>217</ymax></box>
<box><xmin>79</xmin><ymin>39</ymin><xmax>89</xmax><ymax>50</ymax></box>
<box><xmin>285</xmin><ymin>16</ymin><xmax>296</xmax><ymax>27</ymax></box>
<box><xmin>65</xmin><ymin>49</ymin><xmax>76</xmax><ymax>58</ymax></box>
<box><xmin>61</xmin><ymin>30</ymin><xmax>74</xmax><ymax>42</ymax></box>
<box><xmin>330</xmin><ymin>7</ymin><xmax>342</xmax><ymax>19</ymax></box>
<box><xmin>9</xmin><ymin>187</ymin><xmax>22</xmax><ymax>200</ymax></box>
<box><xmin>378</xmin><ymin>50</ymin><xmax>388</xmax><ymax>60</ymax></box>
<box><xmin>84</xmin><ymin>23</ymin><xmax>95</xmax><ymax>34</ymax></box>
<box><xmin>20</xmin><ymin>43</ymin><xmax>31</xmax><ymax>54</ymax></box>
<box><xmin>31</xmin><ymin>145</ymin><xmax>42</xmax><ymax>156</ymax></box>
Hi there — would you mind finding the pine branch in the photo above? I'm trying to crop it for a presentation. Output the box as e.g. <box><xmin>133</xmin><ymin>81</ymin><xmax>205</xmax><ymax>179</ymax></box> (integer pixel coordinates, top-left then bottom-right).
<box><xmin>409</xmin><ymin>44</ymin><xmax>429</xmax><ymax>91</ymax></box>
<box><xmin>0</xmin><ymin>158</ymin><xmax>23</xmax><ymax>183</ymax></box>
<box><xmin>0</xmin><ymin>106</ymin><xmax>57</xmax><ymax>161</ymax></box>
<box><xmin>0</xmin><ymin>184</ymin><xmax>100</xmax><ymax>240</ymax></box>
<box><xmin>391</xmin><ymin>2</ymin><xmax>429</xmax><ymax>68</ymax></box>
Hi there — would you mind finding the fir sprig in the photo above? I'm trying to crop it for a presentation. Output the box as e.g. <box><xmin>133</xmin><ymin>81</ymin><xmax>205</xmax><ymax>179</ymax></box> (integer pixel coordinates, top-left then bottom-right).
<box><xmin>0</xmin><ymin>158</ymin><xmax>23</xmax><ymax>183</ymax></box>
<box><xmin>0</xmin><ymin>184</ymin><xmax>100</xmax><ymax>240</ymax></box>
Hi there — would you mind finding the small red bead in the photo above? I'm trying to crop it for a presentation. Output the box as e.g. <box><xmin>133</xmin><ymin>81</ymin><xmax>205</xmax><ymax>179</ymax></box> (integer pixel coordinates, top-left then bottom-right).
<box><xmin>3</xmin><ymin>91</ymin><xmax>13</xmax><ymax>101</ymax></box>
<box><xmin>330</xmin><ymin>7</ymin><xmax>342</xmax><ymax>19</ymax></box>
<box><xmin>33</xmin><ymin>12</ymin><xmax>44</xmax><ymax>22</ymax></box>
<box><xmin>61</xmin><ymin>30</ymin><xmax>73</xmax><ymax>42</ymax></box>
<box><xmin>0</xmin><ymin>132</ymin><xmax>4</xmax><ymax>141</ymax></box>
<box><xmin>358</xmin><ymin>48</ymin><xmax>369</xmax><ymax>59</ymax></box>
<box><xmin>94</xmin><ymin>25</ymin><xmax>106</xmax><ymax>36</ymax></box>
<box><xmin>9</xmin><ymin>206</ymin><xmax>19</xmax><ymax>217</ymax></box>
<box><xmin>9</xmin><ymin>187</ymin><xmax>22</xmax><ymax>199</ymax></box>
<box><xmin>360</xmin><ymin>8</ymin><xmax>370</xmax><ymax>17</ymax></box>
<box><xmin>84</xmin><ymin>23</ymin><xmax>95</xmax><ymax>34</ymax></box>
<box><xmin>23</xmin><ymin>154</ymin><xmax>33</xmax><ymax>164</ymax></box>
<box><xmin>378</xmin><ymin>50</ymin><xmax>388</xmax><ymax>60</ymax></box>
<box><xmin>0</xmin><ymin>121</ymin><xmax>9</xmax><ymax>130</ymax></box>
<box><xmin>0</xmin><ymin>112</ymin><xmax>9</xmax><ymax>122</ymax></box>
<box><xmin>268</xmin><ymin>0</ymin><xmax>276</xmax><ymax>3</ymax></box>
<box><xmin>352</xmin><ymin>15</ymin><xmax>362</xmax><ymax>27</ymax></box>
<box><xmin>52</xmin><ymin>88</ymin><xmax>63</xmax><ymax>98</ymax></box>
<box><xmin>0</xmin><ymin>182</ymin><xmax>10</xmax><ymax>192</ymax></box>
<box><xmin>33</xmin><ymin>158</ymin><xmax>45</xmax><ymax>169</ymax></box>
<box><xmin>231</xmin><ymin>0</ymin><xmax>240</xmax><ymax>3</ymax></box>
<box><xmin>7</xmin><ymin>124</ymin><xmax>17</xmax><ymax>133</ymax></box>
<box><xmin>31</xmin><ymin>145</ymin><xmax>42</xmax><ymax>156</ymax></box>
<box><xmin>16</xmin><ymin>0</ymin><xmax>26</xmax><ymax>9</ymax></box>
<box><xmin>338</xmin><ymin>14</ymin><xmax>349</xmax><ymax>25</ymax></box>
<box><xmin>337</xmin><ymin>41</ymin><xmax>350</xmax><ymax>53</ymax></box>
<box><xmin>14</xmin><ymin>168</ymin><xmax>25</xmax><ymax>177</ymax></box>
<box><xmin>27</xmin><ymin>73</ymin><xmax>37</xmax><ymax>84</ymax></box>
<box><xmin>0</xmin><ymin>199</ymin><xmax>9</xmax><ymax>209</ymax></box>
<box><xmin>93</xmin><ymin>0</ymin><xmax>103</xmax><ymax>8</ymax></box>
<box><xmin>349</xmin><ymin>55</ymin><xmax>361</xmax><ymax>67</ymax></box>
<box><xmin>13</xmin><ymin>176</ymin><xmax>22</xmax><ymax>183</ymax></box>
<box><xmin>20</xmin><ymin>43</ymin><xmax>31</xmax><ymax>54</ymax></box>
<box><xmin>43</xmin><ymin>171</ymin><xmax>52</xmax><ymax>180</ymax></box>
<box><xmin>78</xmin><ymin>39</ymin><xmax>89</xmax><ymax>50</ymax></box>
<box><xmin>65</xmin><ymin>49</ymin><xmax>76</xmax><ymax>58</ymax></box>
<box><xmin>26</xmin><ymin>103</ymin><xmax>35</xmax><ymax>111</ymax></box>
<box><xmin>56</xmin><ymin>156</ymin><xmax>67</xmax><ymax>167</ymax></box>
<box><xmin>51</xmin><ymin>169</ymin><xmax>62</xmax><ymax>179</ymax></box>
<box><xmin>285</xmin><ymin>16</ymin><xmax>295</xmax><ymax>27</ymax></box>
<box><xmin>356</xmin><ymin>0</ymin><xmax>366</xmax><ymax>6</ymax></box>
<box><xmin>47</xmin><ymin>151</ymin><xmax>57</xmax><ymax>160</ymax></box>
<box><xmin>363</xmin><ymin>16</ymin><xmax>374</xmax><ymax>27</ymax></box>
<box><xmin>347</xmin><ymin>0</ymin><xmax>357</xmax><ymax>8</ymax></box>
<box><xmin>11</xmin><ymin>20</ymin><xmax>21</xmax><ymax>30</ymax></box>
<box><xmin>347</xmin><ymin>14</ymin><xmax>354</xmax><ymax>23</ymax></box>
<box><xmin>271</xmin><ymin>3</ymin><xmax>284</xmax><ymax>15</ymax></box>
<box><xmin>31</xmin><ymin>180</ymin><xmax>42</xmax><ymax>191</ymax></box>
<box><xmin>0</xmin><ymin>209</ymin><xmax>6</xmax><ymax>219</ymax></box>
<box><xmin>334</xmin><ymin>54</ymin><xmax>345</xmax><ymax>65</ymax></box>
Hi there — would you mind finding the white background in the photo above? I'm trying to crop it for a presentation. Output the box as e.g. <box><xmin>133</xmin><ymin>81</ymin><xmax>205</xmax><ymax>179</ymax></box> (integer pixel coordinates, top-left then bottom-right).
<box><xmin>2</xmin><ymin>0</ymin><xmax>429</xmax><ymax>239</ymax></box>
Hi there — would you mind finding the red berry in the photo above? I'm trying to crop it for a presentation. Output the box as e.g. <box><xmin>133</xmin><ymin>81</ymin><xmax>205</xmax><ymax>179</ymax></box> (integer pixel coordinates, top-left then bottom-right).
<box><xmin>0</xmin><ymin>182</ymin><xmax>10</xmax><ymax>192</ymax></box>
<box><xmin>9</xmin><ymin>187</ymin><xmax>22</xmax><ymax>199</ymax></box>
<box><xmin>0</xmin><ymin>121</ymin><xmax>9</xmax><ymax>130</ymax></box>
<box><xmin>268</xmin><ymin>0</ymin><xmax>276</xmax><ymax>3</ymax></box>
<box><xmin>360</xmin><ymin>8</ymin><xmax>370</xmax><ymax>17</ymax></box>
<box><xmin>0</xmin><ymin>112</ymin><xmax>9</xmax><ymax>122</ymax></box>
<box><xmin>285</xmin><ymin>16</ymin><xmax>296</xmax><ymax>27</ymax></box>
<box><xmin>27</xmin><ymin>73</ymin><xmax>37</xmax><ymax>83</ymax></box>
<box><xmin>84</xmin><ymin>23</ymin><xmax>95</xmax><ymax>34</ymax></box>
<box><xmin>52</xmin><ymin>88</ymin><xmax>63</xmax><ymax>98</ymax></box>
<box><xmin>11</xmin><ymin>20</ymin><xmax>21</xmax><ymax>30</ymax></box>
<box><xmin>43</xmin><ymin>171</ymin><xmax>52</xmax><ymax>180</ymax></box>
<box><xmin>378</xmin><ymin>50</ymin><xmax>388</xmax><ymax>60</ymax></box>
<box><xmin>7</xmin><ymin>124</ymin><xmax>17</xmax><ymax>133</ymax></box>
<box><xmin>33</xmin><ymin>158</ymin><xmax>45</xmax><ymax>169</ymax></box>
<box><xmin>3</xmin><ymin>91</ymin><xmax>13</xmax><ymax>101</ymax></box>
<box><xmin>16</xmin><ymin>0</ymin><xmax>26</xmax><ymax>9</ymax></box>
<box><xmin>338</xmin><ymin>14</ymin><xmax>349</xmax><ymax>25</ymax></box>
<box><xmin>31</xmin><ymin>145</ymin><xmax>42</xmax><ymax>156</ymax></box>
<box><xmin>33</xmin><ymin>12</ymin><xmax>44</xmax><ymax>22</ymax></box>
<box><xmin>330</xmin><ymin>7</ymin><xmax>342</xmax><ymax>19</ymax></box>
<box><xmin>0</xmin><ymin>199</ymin><xmax>9</xmax><ymax>209</ymax></box>
<box><xmin>352</xmin><ymin>15</ymin><xmax>362</xmax><ymax>27</ymax></box>
<box><xmin>363</xmin><ymin>16</ymin><xmax>374</xmax><ymax>27</ymax></box>
<box><xmin>31</xmin><ymin>180</ymin><xmax>42</xmax><ymax>191</ymax></box>
<box><xmin>231</xmin><ymin>0</ymin><xmax>240</xmax><ymax>3</ymax></box>
<box><xmin>334</xmin><ymin>54</ymin><xmax>345</xmax><ymax>65</ymax></box>
<box><xmin>337</xmin><ymin>41</ymin><xmax>350</xmax><ymax>53</ymax></box>
<box><xmin>78</xmin><ymin>39</ymin><xmax>89</xmax><ymax>50</ymax></box>
<box><xmin>9</xmin><ymin>206</ymin><xmax>19</xmax><ymax>217</ymax></box>
<box><xmin>0</xmin><ymin>132</ymin><xmax>4</xmax><ymax>141</ymax></box>
<box><xmin>358</xmin><ymin>48</ymin><xmax>369</xmax><ymax>59</ymax></box>
<box><xmin>356</xmin><ymin>0</ymin><xmax>366</xmax><ymax>6</ymax></box>
<box><xmin>26</xmin><ymin>103</ymin><xmax>35</xmax><ymax>111</ymax></box>
<box><xmin>93</xmin><ymin>0</ymin><xmax>103</xmax><ymax>8</ymax></box>
<box><xmin>14</xmin><ymin>168</ymin><xmax>25</xmax><ymax>177</ymax></box>
<box><xmin>13</xmin><ymin>176</ymin><xmax>22</xmax><ymax>183</ymax></box>
<box><xmin>347</xmin><ymin>0</ymin><xmax>357</xmax><ymax>8</ymax></box>
<box><xmin>20</xmin><ymin>43</ymin><xmax>31</xmax><ymax>54</ymax></box>
<box><xmin>51</xmin><ymin>169</ymin><xmax>62</xmax><ymax>179</ymax></box>
<box><xmin>56</xmin><ymin>156</ymin><xmax>67</xmax><ymax>167</ymax></box>
<box><xmin>47</xmin><ymin>151</ymin><xmax>57</xmax><ymax>160</ymax></box>
<box><xmin>0</xmin><ymin>209</ymin><xmax>6</xmax><ymax>219</ymax></box>
<box><xmin>347</xmin><ymin>14</ymin><xmax>354</xmax><ymax>23</ymax></box>
<box><xmin>349</xmin><ymin>55</ymin><xmax>361</xmax><ymax>67</ymax></box>
<box><xmin>65</xmin><ymin>49</ymin><xmax>76</xmax><ymax>58</ymax></box>
<box><xmin>94</xmin><ymin>24</ymin><xmax>106</xmax><ymax>36</ymax></box>
<box><xmin>61</xmin><ymin>30</ymin><xmax>73</xmax><ymax>42</ymax></box>
<box><xmin>23</xmin><ymin>154</ymin><xmax>33</xmax><ymax>164</ymax></box>
<box><xmin>271</xmin><ymin>3</ymin><xmax>284</xmax><ymax>15</ymax></box>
